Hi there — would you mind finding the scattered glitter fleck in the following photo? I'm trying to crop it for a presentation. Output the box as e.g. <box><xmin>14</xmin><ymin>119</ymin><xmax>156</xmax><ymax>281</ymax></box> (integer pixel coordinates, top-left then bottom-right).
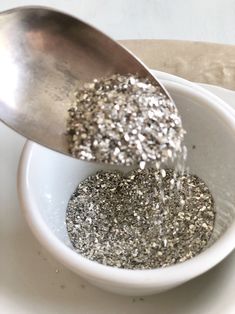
<box><xmin>67</xmin><ymin>74</ymin><xmax>185</xmax><ymax>166</ymax></box>
<box><xmin>139</xmin><ymin>161</ymin><xmax>146</xmax><ymax>170</ymax></box>
<box><xmin>55</xmin><ymin>269</ymin><xmax>59</xmax><ymax>273</ymax></box>
<box><xmin>66</xmin><ymin>168</ymin><xmax>215</xmax><ymax>269</ymax></box>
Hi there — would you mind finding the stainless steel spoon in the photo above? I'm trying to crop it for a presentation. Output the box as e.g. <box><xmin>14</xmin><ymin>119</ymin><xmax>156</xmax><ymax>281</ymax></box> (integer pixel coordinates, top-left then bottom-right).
<box><xmin>0</xmin><ymin>6</ymin><xmax>172</xmax><ymax>157</ymax></box>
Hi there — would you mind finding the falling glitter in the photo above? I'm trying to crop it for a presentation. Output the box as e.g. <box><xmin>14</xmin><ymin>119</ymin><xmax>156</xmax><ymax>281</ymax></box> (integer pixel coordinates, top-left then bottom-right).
<box><xmin>66</xmin><ymin>74</ymin><xmax>185</xmax><ymax>167</ymax></box>
<box><xmin>66</xmin><ymin>168</ymin><xmax>215</xmax><ymax>269</ymax></box>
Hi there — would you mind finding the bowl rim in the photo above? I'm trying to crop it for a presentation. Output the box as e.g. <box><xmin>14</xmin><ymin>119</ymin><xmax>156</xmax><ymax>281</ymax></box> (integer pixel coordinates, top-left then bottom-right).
<box><xmin>18</xmin><ymin>71</ymin><xmax>235</xmax><ymax>288</ymax></box>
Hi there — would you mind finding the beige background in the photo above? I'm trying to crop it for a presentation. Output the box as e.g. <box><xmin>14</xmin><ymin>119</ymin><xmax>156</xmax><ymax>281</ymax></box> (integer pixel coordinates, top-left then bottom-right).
<box><xmin>120</xmin><ymin>40</ymin><xmax>235</xmax><ymax>91</ymax></box>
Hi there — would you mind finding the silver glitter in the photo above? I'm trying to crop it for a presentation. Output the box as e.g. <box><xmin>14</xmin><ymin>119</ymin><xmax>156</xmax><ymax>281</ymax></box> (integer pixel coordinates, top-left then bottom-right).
<box><xmin>66</xmin><ymin>168</ymin><xmax>215</xmax><ymax>269</ymax></box>
<box><xmin>67</xmin><ymin>74</ymin><xmax>185</xmax><ymax>166</ymax></box>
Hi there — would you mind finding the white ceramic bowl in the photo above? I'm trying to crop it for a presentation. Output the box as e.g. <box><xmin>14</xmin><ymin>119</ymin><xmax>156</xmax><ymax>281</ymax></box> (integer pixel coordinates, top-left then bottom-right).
<box><xmin>18</xmin><ymin>71</ymin><xmax>235</xmax><ymax>296</ymax></box>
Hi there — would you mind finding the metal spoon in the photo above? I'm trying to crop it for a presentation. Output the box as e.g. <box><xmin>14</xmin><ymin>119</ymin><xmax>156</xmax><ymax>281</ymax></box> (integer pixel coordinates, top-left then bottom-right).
<box><xmin>0</xmin><ymin>6</ymin><xmax>172</xmax><ymax>158</ymax></box>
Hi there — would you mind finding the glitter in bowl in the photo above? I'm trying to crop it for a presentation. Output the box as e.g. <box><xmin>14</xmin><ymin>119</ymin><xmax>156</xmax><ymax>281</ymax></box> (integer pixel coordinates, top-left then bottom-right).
<box><xmin>66</xmin><ymin>168</ymin><xmax>215</xmax><ymax>269</ymax></box>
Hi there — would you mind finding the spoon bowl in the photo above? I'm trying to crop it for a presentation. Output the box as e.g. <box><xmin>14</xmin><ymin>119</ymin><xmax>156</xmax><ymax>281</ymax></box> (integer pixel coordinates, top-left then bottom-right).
<box><xmin>0</xmin><ymin>6</ymin><xmax>170</xmax><ymax>157</ymax></box>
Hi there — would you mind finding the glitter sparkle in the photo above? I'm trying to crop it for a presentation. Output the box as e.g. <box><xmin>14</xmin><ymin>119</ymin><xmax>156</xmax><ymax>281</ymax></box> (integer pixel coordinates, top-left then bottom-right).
<box><xmin>66</xmin><ymin>74</ymin><xmax>185</xmax><ymax>166</ymax></box>
<box><xmin>66</xmin><ymin>168</ymin><xmax>215</xmax><ymax>269</ymax></box>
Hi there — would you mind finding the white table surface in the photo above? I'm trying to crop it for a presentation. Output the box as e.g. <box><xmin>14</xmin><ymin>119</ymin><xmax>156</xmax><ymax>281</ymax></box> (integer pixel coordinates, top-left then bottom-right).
<box><xmin>0</xmin><ymin>0</ymin><xmax>235</xmax><ymax>44</ymax></box>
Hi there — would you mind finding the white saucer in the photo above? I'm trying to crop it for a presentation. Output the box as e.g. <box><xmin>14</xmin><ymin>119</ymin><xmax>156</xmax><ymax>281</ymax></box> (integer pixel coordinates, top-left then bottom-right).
<box><xmin>1</xmin><ymin>72</ymin><xmax>235</xmax><ymax>313</ymax></box>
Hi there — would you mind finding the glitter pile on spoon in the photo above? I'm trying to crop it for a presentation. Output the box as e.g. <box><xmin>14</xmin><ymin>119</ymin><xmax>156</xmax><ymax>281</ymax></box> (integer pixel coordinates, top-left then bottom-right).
<box><xmin>67</xmin><ymin>74</ymin><xmax>185</xmax><ymax>167</ymax></box>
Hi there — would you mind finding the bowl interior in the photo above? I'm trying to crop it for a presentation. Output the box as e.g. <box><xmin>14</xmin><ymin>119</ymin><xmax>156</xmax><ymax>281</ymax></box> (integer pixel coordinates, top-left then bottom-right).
<box><xmin>24</xmin><ymin>81</ymin><xmax>235</xmax><ymax>252</ymax></box>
